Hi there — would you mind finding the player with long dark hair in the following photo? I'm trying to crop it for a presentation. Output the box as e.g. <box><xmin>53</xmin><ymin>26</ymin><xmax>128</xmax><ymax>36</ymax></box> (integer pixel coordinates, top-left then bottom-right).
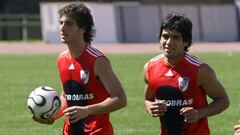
<box><xmin>33</xmin><ymin>3</ymin><xmax>127</xmax><ymax>135</ymax></box>
<box><xmin>143</xmin><ymin>13</ymin><xmax>229</xmax><ymax>135</ymax></box>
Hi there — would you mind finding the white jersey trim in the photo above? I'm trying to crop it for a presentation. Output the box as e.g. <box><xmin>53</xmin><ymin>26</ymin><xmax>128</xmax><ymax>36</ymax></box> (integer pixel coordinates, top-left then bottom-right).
<box><xmin>185</xmin><ymin>54</ymin><xmax>203</xmax><ymax>66</ymax></box>
<box><xmin>59</xmin><ymin>49</ymin><xmax>68</xmax><ymax>56</ymax></box>
<box><xmin>149</xmin><ymin>54</ymin><xmax>164</xmax><ymax>62</ymax></box>
<box><xmin>86</xmin><ymin>46</ymin><xmax>103</xmax><ymax>58</ymax></box>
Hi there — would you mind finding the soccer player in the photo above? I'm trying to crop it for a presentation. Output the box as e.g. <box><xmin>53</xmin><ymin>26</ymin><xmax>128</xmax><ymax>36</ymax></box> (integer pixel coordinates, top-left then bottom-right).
<box><xmin>143</xmin><ymin>13</ymin><xmax>229</xmax><ymax>135</ymax></box>
<box><xmin>33</xmin><ymin>3</ymin><xmax>127</xmax><ymax>135</ymax></box>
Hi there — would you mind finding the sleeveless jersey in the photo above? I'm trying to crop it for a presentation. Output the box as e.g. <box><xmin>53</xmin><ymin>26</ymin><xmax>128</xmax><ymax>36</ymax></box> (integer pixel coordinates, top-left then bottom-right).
<box><xmin>57</xmin><ymin>45</ymin><xmax>113</xmax><ymax>135</ymax></box>
<box><xmin>147</xmin><ymin>53</ymin><xmax>210</xmax><ymax>135</ymax></box>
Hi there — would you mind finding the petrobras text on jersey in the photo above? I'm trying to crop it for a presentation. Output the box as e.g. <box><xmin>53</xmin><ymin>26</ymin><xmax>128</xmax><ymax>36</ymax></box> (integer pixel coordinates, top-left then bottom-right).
<box><xmin>156</xmin><ymin>98</ymin><xmax>193</xmax><ymax>107</ymax></box>
<box><xmin>65</xmin><ymin>93</ymin><xmax>94</xmax><ymax>101</ymax></box>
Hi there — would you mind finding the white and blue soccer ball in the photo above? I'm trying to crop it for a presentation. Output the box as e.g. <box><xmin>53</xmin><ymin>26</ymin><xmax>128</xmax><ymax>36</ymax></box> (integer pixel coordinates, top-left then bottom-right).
<box><xmin>27</xmin><ymin>86</ymin><xmax>61</xmax><ymax>121</ymax></box>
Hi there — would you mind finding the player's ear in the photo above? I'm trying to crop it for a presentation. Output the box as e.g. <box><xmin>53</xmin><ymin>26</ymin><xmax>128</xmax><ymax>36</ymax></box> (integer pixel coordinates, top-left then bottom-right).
<box><xmin>183</xmin><ymin>41</ymin><xmax>189</xmax><ymax>50</ymax></box>
<box><xmin>80</xmin><ymin>27</ymin><xmax>86</xmax><ymax>34</ymax></box>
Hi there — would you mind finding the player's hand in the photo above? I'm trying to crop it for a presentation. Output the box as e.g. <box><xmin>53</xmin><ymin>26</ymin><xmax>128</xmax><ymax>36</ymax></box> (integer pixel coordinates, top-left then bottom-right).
<box><xmin>180</xmin><ymin>107</ymin><xmax>199</xmax><ymax>123</ymax></box>
<box><xmin>31</xmin><ymin>115</ymin><xmax>54</xmax><ymax>125</ymax></box>
<box><xmin>147</xmin><ymin>100</ymin><xmax>167</xmax><ymax>117</ymax></box>
<box><xmin>234</xmin><ymin>121</ymin><xmax>240</xmax><ymax>135</ymax></box>
<box><xmin>63</xmin><ymin>106</ymin><xmax>89</xmax><ymax>123</ymax></box>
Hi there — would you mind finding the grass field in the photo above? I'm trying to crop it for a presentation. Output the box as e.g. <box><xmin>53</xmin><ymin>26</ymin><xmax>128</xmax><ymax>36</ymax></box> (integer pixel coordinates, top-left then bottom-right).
<box><xmin>0</xmin><ymin>52</ymin><xmax>240</xmax><ymax>135</ymax></box>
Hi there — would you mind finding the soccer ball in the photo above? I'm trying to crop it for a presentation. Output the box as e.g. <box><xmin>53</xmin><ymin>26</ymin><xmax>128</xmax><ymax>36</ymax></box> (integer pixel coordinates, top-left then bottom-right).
<box><xmin>27</xmin><ymin>86</ymin><xmax>61</xmax><ymax>121</ymax></box>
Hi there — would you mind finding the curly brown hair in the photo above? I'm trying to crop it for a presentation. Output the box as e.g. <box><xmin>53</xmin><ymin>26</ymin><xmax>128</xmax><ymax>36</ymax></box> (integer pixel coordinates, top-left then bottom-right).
<box><xmin>58</xmin><ymin>3</ymin><xmax>95</xmax><ymax>43</ymax></box>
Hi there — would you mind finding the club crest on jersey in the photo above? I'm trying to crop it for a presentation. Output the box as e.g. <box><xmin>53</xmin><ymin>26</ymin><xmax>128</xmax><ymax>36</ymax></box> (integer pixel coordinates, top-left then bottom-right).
<box><xmin>80</xmin><ymin>70</ymin><xmax>90</xmax><ymax>84</ymax></box>
<box><xmin>178</xmin><ymin>77</ymin><xmax>189</xmax><ymax>92</ymax></box>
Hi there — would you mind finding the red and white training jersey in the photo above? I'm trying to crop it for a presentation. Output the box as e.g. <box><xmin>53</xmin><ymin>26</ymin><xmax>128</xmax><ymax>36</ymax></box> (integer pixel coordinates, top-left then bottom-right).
<box><xmin>57</xmin><ymin>45</ymin><xmax>113</xmax><ymax>135</ymax></box>
<box><xmin>147</xmin><ymin>53</ymin><xmax>210</xmax><ymax>135</ymax></box>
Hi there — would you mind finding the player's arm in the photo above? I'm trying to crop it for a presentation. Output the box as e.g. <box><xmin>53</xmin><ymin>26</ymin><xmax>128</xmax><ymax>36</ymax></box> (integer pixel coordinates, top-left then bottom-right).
<box><xmin>181</xmin><ymin>64</ymin><xmax>229</xmax><ymax>123</ymax></box>
<box><xmin>197</xmin><ymin>64</ymin><xmax>229</xmax><ymax>118</ymax></box>
<box><xmin>143</xmin><ymin>62</ymin><xmax>167</xmax><ymax>117</ymax></box>
<box><xmin>88</xmin><ymin>57</ymin><xmax>127</xmax><ymax>113</ymax></box>
<box><xmin>64</xmin><ymin>57</ymin><xmax>127</xmax><ymax>123</ymax></box>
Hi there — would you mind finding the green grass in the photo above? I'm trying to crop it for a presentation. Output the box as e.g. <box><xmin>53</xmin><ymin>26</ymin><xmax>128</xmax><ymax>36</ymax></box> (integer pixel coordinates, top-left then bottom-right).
<box><xmin>0</xmin><ymin>52</ymin><xmax>239</xmax><ymax>135</ymax></box>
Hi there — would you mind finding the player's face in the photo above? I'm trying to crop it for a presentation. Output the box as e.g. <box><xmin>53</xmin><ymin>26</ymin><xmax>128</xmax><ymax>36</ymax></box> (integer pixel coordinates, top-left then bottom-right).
<box><xmin>59</xmin><ymin>15</ymin><xmax>83</xmax><ymax>44</ymax></box>
<box><xmin>160</xmin><ymin>29</ymin><xmax>187</xmax><ymax>60</ymax></box>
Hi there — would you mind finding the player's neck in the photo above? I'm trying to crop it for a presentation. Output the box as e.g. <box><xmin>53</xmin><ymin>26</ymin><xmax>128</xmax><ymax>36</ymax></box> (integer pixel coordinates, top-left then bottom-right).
<box><xmin>164</xmin><ymin>53</ymin><xmax>185</xmax><ymax>67</ymax></box>
<box><xmin>67</xmin><ymin>41</ymin><xmax>87</xmax><ymax>58</ymax></box>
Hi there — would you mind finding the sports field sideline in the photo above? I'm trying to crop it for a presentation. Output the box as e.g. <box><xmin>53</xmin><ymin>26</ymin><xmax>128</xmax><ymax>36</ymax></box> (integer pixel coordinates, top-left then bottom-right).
<box><xmin>1</xmin><ymin>42</ymin><xmax>240</xmax><ymax>54</ymax></box>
